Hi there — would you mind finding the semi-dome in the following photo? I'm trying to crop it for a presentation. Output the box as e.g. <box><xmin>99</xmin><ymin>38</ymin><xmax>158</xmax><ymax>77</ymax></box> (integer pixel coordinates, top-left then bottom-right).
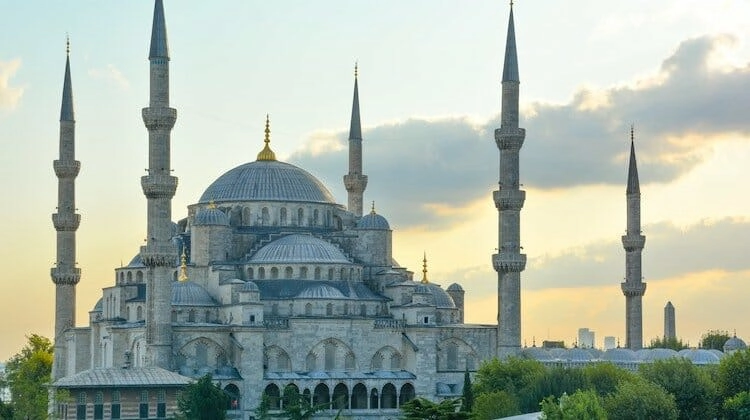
<box><xmin>172</xmin><ymin>281</ymin><xmax>217</xmax><ymax>306</ymax></box>
<box><xmin>446</xmin><ymin>283</ymin><xmax>464</xmax><ymax>292</ymax></box>
<box><xmin>249</xmin><ymin>234</ymin><xmax>351</xmax><ymax>264</ymax></box>
<box><xmin>421</xmin><ymin>283</ymin><xmax>456</xmax><ymax>309</ymax></box>
<box><xmin>194</xmin><ymin>206</ymin><xmax>229</xmax><ymax>226</ymax></box>
<box><xmin>92</xmin><ymin>298</ymin><xmax>103</xmax><ymax>312</ymax></box>
<box><xmin>297</xmin><ymin>284</ymin><xmax>346</xmax><ymax>299</ymax></box>
<box><xmin>357</xmin><ymin>209</ymin><xmax>390</xmax><ymax>230</ymax></box>
<box><xmin>241</xmin><ymin>281</ymin><xmax>260</xmax><ymax>292</ymax></box>
<box><xmin>199</xmin><ymin>160</ymin><xmax>336</xmax><ymax>204</ymax></box>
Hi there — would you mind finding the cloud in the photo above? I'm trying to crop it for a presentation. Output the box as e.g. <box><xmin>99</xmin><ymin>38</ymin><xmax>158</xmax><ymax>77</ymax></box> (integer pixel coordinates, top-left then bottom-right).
<box><xmin>0</xmin><ymin>59</ymin><xmax>24</xmax><ymax>110</ymax></box>
<box><xmin>88</xmin><ymin>64</ymin><xmax>130</xmax><ymax>90</ymax></box>
<box><xmin>290</xmin><ymin>35</ymin><xmax>750</xmax><ymax>227</ymax></box>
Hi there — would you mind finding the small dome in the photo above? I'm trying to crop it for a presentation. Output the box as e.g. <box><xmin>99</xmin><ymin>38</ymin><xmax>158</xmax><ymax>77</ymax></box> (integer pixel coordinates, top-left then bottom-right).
<box><xmin>602</xmin><ymin>348</ymin><xmax>637</xmax><ymax>362</ymax></box>
<box><xmin>92</xmin><ymin>298</ymin><xmax>103</xmax><ymax>312</ymax></box>
<box><xmin>297</xmin><ymin>284</ymin><xmax>346</xmax><ymax>299</ymax></box>
<box><xmin>422</xmin><ymin>283</ymin><xmax>455</xmax><ymax>309</ymax></box>
<box><xmin>522</xmin><ymin>347</ymin><xmax>552</xmax><ymax>361</ymax></box>
<box><xmin>249</xmin><ymin>234</ymin><xmax>351</xmax><ymax>264</ymax></box>
<box><xmin>639</xmin><ymin>348</ymin><xmax>679</xmax><ymax>362</ymax></box>
<box><xmin>194</xmin><ymin>206</ymin><xmax>229</xmax><ymax>226</ymax></box>
<box><xmin>679</xmin><ymin>349</ymin><xmax>720</xmax><ymax>365</ymax></box>
<box><xmin>724</xmin><ymin>336</ymin><xmax>748</xmax><ymax>353</ymax></box>
<box><xmin>127</xmin><ymin>254</ymin><xmax>146</xmax><ymax>268</ymax></box>
<box><xmin>200</xmin><ymin>160</ymin><xmax>336</xmax><ymax>204</ymax></box>
<box><xmin>241</xmin><ymin>281</ymin><xmax>260</xmax><ymax>292</ymax></box>
<box><xmin>172</xmin><ymin>281</ymin><xmax>217</xmax><ymax>306</ymax></box>
<box><xmin>446</xmin><ymin>283</ymin><xmax>464</xmax><ymax>292</ymax></box>
<box><xmin>415</xmin><ymin>284</ymin><xmax>431</xmax><ymax>295</ymax></box>
<box><xmin>357</xmin><ymin>211</ymin><xmax>390</xmax><ymax>230</ymax></box>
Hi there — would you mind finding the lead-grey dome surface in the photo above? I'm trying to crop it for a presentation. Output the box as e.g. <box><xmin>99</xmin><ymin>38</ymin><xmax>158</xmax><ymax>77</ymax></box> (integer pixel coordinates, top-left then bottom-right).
<box><xmin>199</xmin><ymin>160</ymin><xmax>336</xmax><ymax>204</ymax></box>
<box><xmin>172</xmin><ymin>281</ymin><xmax>217</xmax><ymax>306</ymax></box>
<box><xmin>249</xmin><ymin>234</ymin><xmax>351</xmax><ymax>264</ymax></box>
<box><xmin>194</xmin><ymin>206</ymin><xmax>229</xmax><ymax>226</ymax></box>
<box><xmin>357</xmin><ymin>212</ymin><xmax>390</xmax><ymax>230</ymax></box>
<box><xmin>423</xmin><ymin>283</ymin><xmax>456</xmax><ymax>309</ymax></box>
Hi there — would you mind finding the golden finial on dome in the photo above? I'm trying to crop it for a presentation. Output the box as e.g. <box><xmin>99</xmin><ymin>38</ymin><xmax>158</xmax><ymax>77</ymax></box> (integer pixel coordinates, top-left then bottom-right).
<box><xmin>421</xmin><ymin>252</ymin><xmax>429</xmax><ymax>284</ymax></box>
<box><xmin>256</xmin><ymin>114</ymin><xmax>277</xmax><ymax>161</ymax></box>
<box><xmin>370</xmin><ymin>201</ymin><xmax>376</xmax><ymax>214</ymax></box>
<box><xmin>207</xmin><ymin>200</ymin><xmax>217</xmax><ymax>209</ymax></box>
<box><xmin>178</xmin><ymin>248</ymin><xmax>188</xmax><ymax>282</ymax></box>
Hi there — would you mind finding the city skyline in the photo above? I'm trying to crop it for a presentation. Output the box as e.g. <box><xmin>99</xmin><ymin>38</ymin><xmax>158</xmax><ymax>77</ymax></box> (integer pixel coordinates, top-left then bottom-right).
<box><xmin>1</xmin><ymin>0</ymin><xmax>750</xmax><ymax>360</ymax></box>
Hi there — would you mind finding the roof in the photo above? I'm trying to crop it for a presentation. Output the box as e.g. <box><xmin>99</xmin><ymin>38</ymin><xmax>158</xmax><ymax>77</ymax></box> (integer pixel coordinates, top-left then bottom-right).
<box><xmin>52</xmin><ymin>367</ymin><xmax>191</xmax><ymax>388</ymax></box>
<box><xmin>249</xmin><ymin>234</ymin><xmax>351</xmax><ymax>264</ymax></box>
<box><xmin>253</xmin><ymin>279</ymin><xmax>386</xmax><ymax>301</ymax></box>
<box><xmin>148</xmin><ymin>0</ymin><xmax>169</xmax><ymax>60</ymax></box>
<box><xmin>502</xmin><ymin>6</ymin><xmax>519</xmax><ymax>82</ymax></box>
<box><xmin>357</xmin><ymin>211</ymin><xmax>390</xmax><ymax>230</ymax></box>
<box><xmin>194</xmin><ymin>206</ymin><xmax>229</xmax><ymax>226</ymax></box>
<box><xmin>60</xmin><ymin>54</ymin><xmax>74</xmax><ymax>121</ymax></box>
<box><xmin>199</xmin><ymin>160</ymin><xmax>336</xmax><ymax>204</ymax></box>
<box><xmin>627</xmin><ymin>140</ymin><xmax>640</xmax><ymax>194</ymax></box>
<box><xmin>172</xmin><ymin>281</ymin><xmax>218</xmax><ymax>306</ymax></box>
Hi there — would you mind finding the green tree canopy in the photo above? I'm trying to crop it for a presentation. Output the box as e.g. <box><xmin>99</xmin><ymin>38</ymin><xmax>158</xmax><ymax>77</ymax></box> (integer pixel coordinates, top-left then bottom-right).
<box><xmin>3</xmin><ymin>334</ymin><xmax>53</xmax><ymax>420</ymax></box>
<box><xmin>603</xmin><ymin>377</ymin><xmax>677</xmax><ymax>420</ymax></box>
<box><xmin>461</xmin><ymin>368</ymin><xmax>474</xmax><ymax>413</ymax></box>
<box><xmin>639</xmin><ymin>357</ymin><xmax>717</xmax><ymax>420</ymax></box>
<box><xmin>472</xmin><ymin>390</ymin><xmax>519</xmax><ymax>420</ymax></box>
<box><xmin>718</xmin><ymin>348</ymin><xmax>750</xmax><ymax>399</ymax></box>
<box><xmin>177</xmin><ymin>374</ymin><xmax>229</xmax><ymax>420</ymax></box>
<box><xmin>723</xmin><ymin>391</ymin><xmax>750</xmax><ymax>420</ymax></box>
<box><xmin>473</xmin><ymin>357</ymin><xmax>545</xmax><ymax>413</ymax></box>
<box><xmin>582</xmin><ymin>362</ymin><xmax>634</xmax><ymax>397</ymax></box>
<box><xmin>401</xmin><ymin>397</ymin><xmax>470</xmax><ymax>420</ymax></box>
<box><xmin>278</xmin><ymin>385</ymin><xmax>325</xmax><ymax>420</ymax></box>
<box><xmin>700</xmin><ymin>329</ymin><xmax>731</xmax><ymax>351</ymax></box>
<box><xmin>540</xmin><ymin>389</ymin><xmax>607</xmax><ymax>420</ymax></box>
<box><xmin>647</xmin><ymin>336</ymin><xmax>688</xmax><ymax>350</ymax></box>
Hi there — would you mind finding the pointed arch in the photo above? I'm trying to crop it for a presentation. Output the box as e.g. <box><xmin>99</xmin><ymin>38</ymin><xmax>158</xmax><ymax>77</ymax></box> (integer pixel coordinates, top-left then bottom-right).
<box><xmin>264</xmin><ymin>345</ymin><xmax>292</xmax><ymax>372</ymax></box>
<box><xmin>351</xmin><ymin>383</ymin><xmax>368</xmax><ymax>409</ymax></box>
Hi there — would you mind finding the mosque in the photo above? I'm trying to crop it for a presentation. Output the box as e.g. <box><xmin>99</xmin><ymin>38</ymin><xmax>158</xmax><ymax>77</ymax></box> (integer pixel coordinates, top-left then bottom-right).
<box><xmin>49</xmin><ymin>1</ymin><xmax>523</xmax><ymax>418</ymax></box>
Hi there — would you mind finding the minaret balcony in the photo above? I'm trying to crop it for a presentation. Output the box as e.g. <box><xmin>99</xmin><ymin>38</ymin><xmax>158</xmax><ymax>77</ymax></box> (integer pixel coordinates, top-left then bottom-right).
<box><xmin>142</xmin><ymin>107</ymin><xmax>177</xmax><ymax>131</ymax></box>
<box><xmin>494</xmin><ymin>127</ymin><xmax>526</xmax><ymax>151</ymax></box>
<box><xmin>53</xmin><ymin>160</ymin><xmax>81</xmax><ymax>178</ymax></box>
<box><xmin>141</xmin><ymin>174</ymin><xmax>178</xmax><ymax>199</ymax></box>
<box><xmin>492</xmin><ymin>252</ymin><xmax>527</xmax><ymax>273</ymax></box>
<box><xmin>343</xmin><ymin>173</ymin><xmax>368</xmax><ymax>192</ymax></box>
<box><xmin>51</xmin><ymin>267</ymin><xmax>81</xmax><ymax>285</ymax></box>
<box><xmin>621</xmin><ymin>282</ymin><xmax>647</xmax><ymax>297</ymax></box>
<box><xmin>621</xmin><ymin>234</ymin><xmax>645</xmax><ymax>251</ymax></box>
<box><xmin>52</xmin><ymin>213</ymin><xmax>81</xmax><ymax>231</ymax></box>
<box><xmin>140</xmin><ymin>244</ymin><xmax>178</xmax><ymax>268</ymax></box>
<box><xmin>493</xmin><ymin>189</ymin><xmax>526</xmax><ymax>211</ymax></box>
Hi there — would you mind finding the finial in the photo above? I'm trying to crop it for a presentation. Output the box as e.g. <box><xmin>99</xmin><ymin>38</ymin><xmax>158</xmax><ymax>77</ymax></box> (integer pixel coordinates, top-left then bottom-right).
<box><xmin>630</xmin><ymin>124</ymin><xmax>634</xmax><ymax>142</ymax></box>
<box><xmin>510</xmin><ymin>0</ymin><xmax>514</xmax><ymax>8</ymax></box>
<box><xmin>66</xmin><ymin>34</ymin><xmax>70</xmax><ymax>56</ymax></box>
<box><xmin>256</xmin><ymin>114</ymin><xmax>277</xmax><ymax>161</ymax></box>
<box><xmin>421</xmin><ymin>252</ymin><xmax>429</xmax><ymax>284</ymax></box>
<box><xmin>178</xmin><ymin>248</ymin><xmax>188</xmax><ymax>282</ymax></box>
<box><xmin>371</xmin><ymin>201</ymin><xmax>376</xmax><ymax>214</ymax></box>
<box><xmin>355</xmin><ymin>61</ymin><xmax>358</xmax><ymax>78</ymax></box>
<box><xmin>207</xmin><ymin>200</ymin><xmax>216</xmax><ymax>209</ymax></box>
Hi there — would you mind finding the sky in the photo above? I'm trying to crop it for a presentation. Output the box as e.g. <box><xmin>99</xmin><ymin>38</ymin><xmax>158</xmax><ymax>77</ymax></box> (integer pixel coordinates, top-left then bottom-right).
<box><xmin>1</xmin><ymin>0</ymin><xmax>750</xmax><ymax>360</ymax></box>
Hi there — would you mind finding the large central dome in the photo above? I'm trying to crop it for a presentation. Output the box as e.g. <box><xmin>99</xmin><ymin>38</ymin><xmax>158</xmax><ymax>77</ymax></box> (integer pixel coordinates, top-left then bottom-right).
<box><xmin>199</xmin><ymin>160</ymin><xmax>336</xmax><ymax>204</ymax></box>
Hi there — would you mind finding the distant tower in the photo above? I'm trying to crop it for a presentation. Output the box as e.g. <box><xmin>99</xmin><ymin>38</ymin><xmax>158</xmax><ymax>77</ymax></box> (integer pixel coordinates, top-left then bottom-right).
<box><xmin>51</xmin><ymin>38</ymin><xmax>81</xmax><ymax>381</ymax></box>
<box><xmin>140</xmin><ymin>0</ymin><xmax>178</xmax><ymax>369</ymax></box>
<box><xmin>343</xmin><ymin>63</ymin><xmax>368</xmax><ymax>217</ymax></box>
<box><xmin>493</xmin><ymin>3</ymin><xmax>526</xmax><ymax>358</ymax></box>
<box><xmin>621</xmin><ymin>127</ymin><xmax>646</xmax><ymax>350</ymax></box>
<box><xmin>664</xmin><ymin>301</ymin><xmax>676</xmax><ymax>340</ymax></box>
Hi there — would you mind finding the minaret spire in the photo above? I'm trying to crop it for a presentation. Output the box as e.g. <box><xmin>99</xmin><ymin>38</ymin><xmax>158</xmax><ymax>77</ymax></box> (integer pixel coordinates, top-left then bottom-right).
<box><xmin>141</xmin><ymin>0</ymin><xmax>178</xmax><ymax>370</ymax></box>
<box><xmin>51</xmin><ymin>38</ymin><xmax>82</xmax><ymax>380</ymax></box>
<box><xmin>621</xmin><ymin>127</ymin><xmax>646</xmax><ymax>350</ymax></box>
<box><xmin>493</xmin><ymin>3</ymin><xmax>526</xmax><ymax>358</ymax></box>
<box><xmin>343</xmin><ymin>62</ymin><xmax>368</xmax><ymax>217</ymax></box>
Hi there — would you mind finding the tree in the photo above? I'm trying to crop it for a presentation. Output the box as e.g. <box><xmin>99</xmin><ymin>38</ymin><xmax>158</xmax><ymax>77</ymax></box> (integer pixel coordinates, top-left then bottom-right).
<box><xmin>723</xmin><ymin>391</ymin><xmax>750</xmax><ymax>420</ymax></box>
<box><xmin>582</xmin><ymin>362</ymin><xmax>634</xmax><ymax>397</ymax></box>
<box><xmin>472</xmin><ymin>390</ymin><xmax>519</xmax><ymax>419</ymax></box>
<box><xmin>639</xmin><ymin>357</ymin><xmax>718</xmax><ymax>420</ymax></box>
<box><xmin>461</xmin><ymin>368</ymin><xmax>474</xmax><ymax>413</ymax></box>
<box><xmin>3</xmin><ymin>334</ymin><xmax>53</xmax><ymax>420</ymax></box>
<box><xmin>603</xmin><ymin>377</ymin><xmax>677</xmax><ymax>420</ymax></box>
<box><xmin>0</xmin><ymin>400</ymin><xmax>13</xmax><ymax>419</ymax></box>
<box><xmin>401</xmin><ymin>397</ymin><xmax>470</xmax><ymax>420</ymax></box>
<box><xmin>717</xmin><ymin>349</ymin><xmax>750</xmax><ymax>399</ymax></box>
<box><xmin>647</xmin><ymin>336</ymin><xmax>688</xmax><ymax>350</ymax></box>
<box><xmin>177</xmin><ymin>374</ymin><xmax>229</xmax><ymax>420</ymax></box>
<box><xmin>526</xmin><ymin>366</ymin><xmax>588</xmax><ymax>410</ymax></box>
<box><xmin>473</xmin><ymin>357</ymin><xmax>544</xmax><ymax>412</ymax></box>
<box><xmin>278</xmin><ymin>385</ymin><xmax>325</xmax><ymax>420</ymax></box>
<box><xmin>700</xmin><ymin>329</ymin><xmax>731</xmax><ymax>351</ymax></box>
<box><xmin>540</xmin><ymin>389</ymin><xmax>606</xmax><ymax>420</ymax></box>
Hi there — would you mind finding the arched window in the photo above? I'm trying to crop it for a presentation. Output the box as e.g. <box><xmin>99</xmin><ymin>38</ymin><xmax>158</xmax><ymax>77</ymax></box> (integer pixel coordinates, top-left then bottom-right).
<box><xmin>171</xmin><ymin>310</ymin><xmax>177</xmax><ymax>323</ymax></box>
<box><xmin>297</xmin><ymin>208</ymin><xmax>304</xmax><ymax>226</ymax></box>
<box><xmin>111</xmin><ymin>391</ymin><xmax>121</xmax><ymax>419</ymax></box>
<box><xmin>305</xmin><ymin>303</ymin><xmax>312</xmax><ymax>316</ymax></box>
<box><xmin>399</xmin><ymin>384</ymin><xmax>416</xmax><ymax>406</ymax></box>
<box><xmin>345</xmin><ymin>353</ymin><xmax>355</xmax><ymax>371</ymax></box>
<box><xmin>325</xmin><ymin>341</ymin><xmax>336</xmax><ymax>371</ymax></box>
<box><xmin>381</xmin><ymin>383</ymin><xmax>397</xmax><ymax>409</ymax></box>
<box><xmin>270</xmin><ymin>267</ymin><xmax>279</xmax><ymax>279</ymax></box>
<box><xmin>261</xmin><ymin>207</ymin><xmax>270</xmax><ymax>225</ymax></box>
<box><xmin>94</xmin><ymin>391</ymin><xmax>103</xmax><ymax>419</ymax></box>
<box><xmin>127</xmin><ymin>272</ymin><xmax>133</xmax><ymax>282</ymax></box>
<box><xmin>272</xmin><ymin>304</ymin><xmax>279</xmax><ymax>316</ymax></box>
<box><xmin>277</xmin><ymin>352</ymin><xmax>291</xmax><ymax>372</ymax></box>
<box><xmin>243</xmin><ymin>207</ymin><xmax>251</xmax><ymax>225</ymax></box>
<box><xmin>280</xmin><ymin>208</ymin><xmax>287</xmax><ymax>226</ymax></box>
<box><xmin>314</xmin><ymin>267</ymin><xmax>321</xmax><ymax>280</ymax></box>
<box><xmin>360</xmin><ymin>304</ymin><xmax>366</xmax><ymax>316</ymax></box>
<box><xmin>77</xmin><ymin>392</ymin><xmax>87</xmax><ymax>420</ymax></box>
<box><xmin>352</xmin><ymin>383</ymin><xmax>368</xmax><ymax>409</ymax></box>
<box><xmin>390</xmin><ymin>353</ymin><xmax>402</xmax><ymax>370</ymax></box>
<box><xmin>205</xmin><ymin>310</ymin><xmax>211</xmax><ymax>323</ymax></box>
<box><xmin>188</xmin><ymin>309</ymin><xmax>195</xmax><ymax>323</ymax></box>
<box><xmin>370</xmin><ymin>388</ymin><xmax>379</xmax><ymax>410</ymax></box>
<box><xmin>139</xmin><ymin>390</ymin><xmax>149</xmax><ymax>419</ymax></box>
<box><xmin>156</xmin><ymin>390</ymin><xmax>166</xmax><ymax>419</ymax></box>
<box><xmin>340</xmin><ymin>268</ymin><xmax>346</xmax><ymax>280</ymax></box>
<box><xmin>258</xmin><ymin>267</ymin><xmax>265</xmax><ymax>280</ymax></box>
<box><xmin>247</xmin><ymin>267</ymin><xmax>254</xmax><ymax>280</ymax></box>
<box><xmin>299</xmin><ymin>267</ymin><xmax>308</xmax><ymax>279</ymax></box>
<box><xmin>328</xmin><ymin>268</ymin><xmax>334</xmax><ymax>280</ymax></box>
<box><xmin>313</xmin><ymin>384</ymin><xmax>330</xmax><ymax>408</ymax></box>
<box><xmin>136</xmin><ymin>271</ymin><xmax>143</xmax><ymax>282</ymax></box>
<box><xmin>264</xmin><ymin>384</ymin><xmax>281</xmax><ymax>410</ymax></box>
<box><xmin>372</xmin><ymin>353</ymin><xmax>383</xmax><ymax>370</ymax></box>
<box><xmin>306</xmin><ymin>353</ymin><xmax>316</xmax><ymax>371</ymax></box>
<box><xmin>119</xmin><ymin>272</ymin><xmax>124</xmax><ymax>283</ymax></box>
<box><xmin>332</xmin><ymin>383</ymin><xmax>349</xmax><ymax>410</ymax></box>
<box><xmin>313</xmin><ymin>209</ymin><xmax>319</xmax><ymax>226</ymax></box>
<box><xmin>326</xmin><ymin>303</ymin><xmax>333</xmax><ymax>316</ymax></box>
<box><xmin>126</xmin><ymin>306</ymin><xmax>131</xmax><ymax>321</ymax></box>
<box><xmin>447</xmin><ymin>343</ymin><xmax>459</xmax><ymax>370</ymax></box>
<box><xmin>136</xmin><ymin>306</ymin><xmax>143</xmax><ymax>321</ymax></box>
<box><xmin>343</xmin><ymin>303</ymin><xmax>349</xmax><ymax>315</ymax></box>
<box><xmin>285</xmin><ymin>267</ymin><xmax>293</xmax><ymax>278</ymax></box>
<box><xmin>225</xmin><ymin>384</ymin><xmax>240</xmax><ymax>410</ymax></box>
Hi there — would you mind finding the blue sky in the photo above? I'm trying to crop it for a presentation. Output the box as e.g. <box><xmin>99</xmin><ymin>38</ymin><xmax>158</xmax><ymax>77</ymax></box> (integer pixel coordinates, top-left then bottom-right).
<box><xmin>1</xmin><ymin>0</ymin><xmax>750</xmax><ymax>359</ymax></box>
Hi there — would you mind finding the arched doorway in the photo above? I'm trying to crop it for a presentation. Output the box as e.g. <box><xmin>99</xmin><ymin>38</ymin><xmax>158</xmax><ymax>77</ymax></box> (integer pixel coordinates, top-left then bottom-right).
<box><xmin>332</xmin><ymin>383</ymin><xmax>349</xmax><ymax>410</ymax></box>
<box><xmin>351</xmin><ymin>383</ymin><xmax>368</xmax><ymax>409</ymax></box>
<box><xmin>264</xmin><ymin>384</ymin><xmax>281</xmax><ymax>410</ymax></box>
<box><xmin>313</xmin><ymin>383</ymin><xmax>330</xmax><ymax>409</ymax></box>
<box><xmin>224</xmin><ymin>384</ymin><xmax>240</xmax><ymax>410</ymax></box>
<box><xmin>399</xmin><ymin>383</ymin><xmax>415</xmax><ymax>406</ymax></box>
<box><xmin>381</xmin><ymin>383</ymin><xmax>397</xmax><ymax>409</ymax></box>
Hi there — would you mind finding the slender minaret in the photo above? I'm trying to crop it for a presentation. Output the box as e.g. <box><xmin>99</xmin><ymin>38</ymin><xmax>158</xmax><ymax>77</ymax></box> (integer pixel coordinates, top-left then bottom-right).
<box><xmin>51</xmin><ymin>38</ymin><xmax>81</xmax><ymax>380</ymax></box>
<box><xmin>343</xmin><ymin>63</ymin><xmax>368</xmax><ymax>217</ymax></box>
<box><xmin>493</xmin><ymin>3</ymin><xmax>526</xmax><ymax>358</ymax></box>
<box><xmin>664</xmin><ymin>301</ymin><xmax>676</xmax><ymax>341</ymax></box>
<box><xmin>140</xmin><ymin>0</ymin><xmax>178</xmax><ymax>369</ymax></box>
<box><xmin>621</xmin><ymin>127</ymin><xmax>646</xmax><ymax>350</ymax></box>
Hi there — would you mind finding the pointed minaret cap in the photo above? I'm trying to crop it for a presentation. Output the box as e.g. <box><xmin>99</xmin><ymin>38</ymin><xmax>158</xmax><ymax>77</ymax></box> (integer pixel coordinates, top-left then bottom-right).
<box><xmin>502</xmin><ymin>2</ymin><xmax>519</xmax><ymax>83</ymax></box>
<box><xmin>257</xmin><ymin>115</ymin><xmax>277</xmax><ymax>161</ymax></box>
<box><xmin>421</xmin><ymin>252</ymin><xmax>429</xmax><ymax>284</ymax></box>
<box><xmin>349</xmin><ymin>62</ymin><xmax>362</xmax><ymax>140</ymax></box>
<box><xmin>149</xmin><ymin>0</ymin><xmax>170</xmax><ymax>60</ymax></box>
<box><xmin>60</xmin><ymin>36</ymin><xmax>74</xmax><ymax>122</ymax></box>
<box><xmin>627</xmin><ymin>125</ymin><xmax>640</xmax><ymax>194</ymax></box>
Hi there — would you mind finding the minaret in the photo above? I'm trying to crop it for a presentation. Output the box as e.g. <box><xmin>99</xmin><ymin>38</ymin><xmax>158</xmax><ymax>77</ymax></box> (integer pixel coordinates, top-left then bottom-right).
<box><xmin>664</xmin><ymin>301</ymin><xmax>675</xmax><ymax>341</ymax></box>
<box><xmin>493</xmin><ymin>3</ymin><xmax>526</xmax><ymax>358</ymax></box>
<box><xmin>51</xmin><ymin>38</ymin><xmax>81</xmax><ymax>380</ymax></box>
<box><xmin>140</xmin><ymin>0</ymin><xmax>178</xmax><ymax>369</ymax></box>
<box><xmin>343</xmin><ymin>63</ymin><xmax>368</xmax><ymax>217</ymax></box>
<box><xmin>621</xmin><ymin>127</ymin><xmax>646</xmax><ymax>350</ymax></box>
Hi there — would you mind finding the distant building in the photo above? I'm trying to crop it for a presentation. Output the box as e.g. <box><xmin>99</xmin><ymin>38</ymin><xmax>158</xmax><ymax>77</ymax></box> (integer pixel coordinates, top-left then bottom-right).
<box><xmin>604</xmin><ymin>336</ymin><xmax>616</xmax><ymax>350</ymax></box>
<box><xmin>578</xmin><ymin>328</ymin><xmax>595</xmax><ymax>349</ymax></box>
<box><xmin>664</xmin><ymin>301</ymin><xmax>676</xmax><ymax>340</ymax></box>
